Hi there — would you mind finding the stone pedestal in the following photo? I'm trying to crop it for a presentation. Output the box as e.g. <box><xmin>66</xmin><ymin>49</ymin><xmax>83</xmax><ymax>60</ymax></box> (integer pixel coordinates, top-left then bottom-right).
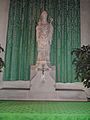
<box><xmin>30</xmin><ymin>65</ymin><xmax>56</xmax><ymax>93</ymax></box>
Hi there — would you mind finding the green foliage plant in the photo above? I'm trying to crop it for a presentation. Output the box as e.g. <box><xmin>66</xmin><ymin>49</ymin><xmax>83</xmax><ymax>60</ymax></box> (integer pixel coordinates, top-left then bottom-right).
<box><xmin>71</xmin><ymin>45</ymin><xmax>90</xmax><ymax>88</ymax></box>
<box><xmin>0</xmin><ymin>44</ymin><xmax>4</xmax><ymax>72</ymax></box>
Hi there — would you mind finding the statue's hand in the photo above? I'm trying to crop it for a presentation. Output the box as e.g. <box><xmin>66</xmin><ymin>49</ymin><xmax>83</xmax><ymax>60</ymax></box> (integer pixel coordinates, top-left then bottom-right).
<box><xmin>50</xmin><ymin>17</ymin><xmax>53</xmax><ymax>23</ymax></box>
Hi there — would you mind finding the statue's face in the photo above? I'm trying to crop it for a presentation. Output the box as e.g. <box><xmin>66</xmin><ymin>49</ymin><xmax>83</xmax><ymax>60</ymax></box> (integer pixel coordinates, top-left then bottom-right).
<box><xmin>40</xmin><ymin>11</ymin><xmax>48</xmax><ymax>21</ymax></box>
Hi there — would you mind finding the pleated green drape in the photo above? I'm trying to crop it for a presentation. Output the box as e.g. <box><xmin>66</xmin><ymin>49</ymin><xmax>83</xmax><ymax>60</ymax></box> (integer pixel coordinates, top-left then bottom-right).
<box><xmin>4</xmin><ymin>0</ymin><xmax>80</xmax><ymax>82</ymax></box>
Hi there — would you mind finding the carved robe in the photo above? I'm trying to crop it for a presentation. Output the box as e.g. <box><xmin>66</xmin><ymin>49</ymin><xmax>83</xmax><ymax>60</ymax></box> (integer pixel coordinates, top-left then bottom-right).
<box><xmin>36</xmin><ymin>21</ymin><xmax>53</xmax><ymax>64</ymax></box>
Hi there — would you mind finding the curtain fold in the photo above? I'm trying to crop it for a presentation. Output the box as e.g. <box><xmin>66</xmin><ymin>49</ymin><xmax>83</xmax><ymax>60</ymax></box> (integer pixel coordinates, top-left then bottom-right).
<box><xmin>4</xmin><ymin>0</ymin><xmax>80</xmax><ymax>82</ymax></box>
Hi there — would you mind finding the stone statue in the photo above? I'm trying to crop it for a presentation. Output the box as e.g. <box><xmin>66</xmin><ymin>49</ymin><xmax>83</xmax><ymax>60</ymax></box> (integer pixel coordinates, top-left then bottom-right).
<box><xmin>36</xmin><ymin>10</ymin><xmax>53</xmax><ymax>68</ymax></box>
<box><xmin>30</xmin><ymin>11</ymin><xmax>55</xmax><ymax>93</ymax></box>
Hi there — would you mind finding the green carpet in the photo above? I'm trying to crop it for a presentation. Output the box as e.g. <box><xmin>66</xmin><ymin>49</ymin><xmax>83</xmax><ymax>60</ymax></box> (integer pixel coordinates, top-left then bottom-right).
<box><xmin>0</xmin><ymin>101</ymin><xmax>90</xmax><ymax>120</ymax></box>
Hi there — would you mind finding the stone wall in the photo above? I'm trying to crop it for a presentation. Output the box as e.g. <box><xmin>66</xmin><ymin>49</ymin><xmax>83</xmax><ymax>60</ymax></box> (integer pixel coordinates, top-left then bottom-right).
<box><xmin>80</xmin><ymin>0</ymin><xmax>90</xmax><ymax>45</ymax></box>
<box><xmin>0</xmin><ymin>0</ymin><xmax>10</xmax><ymax>83</ymax></box>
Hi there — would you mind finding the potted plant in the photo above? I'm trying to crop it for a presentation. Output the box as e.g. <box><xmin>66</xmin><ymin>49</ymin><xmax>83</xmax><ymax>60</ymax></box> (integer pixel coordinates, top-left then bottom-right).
<box><xmin>0</xmin><ymin>44</ymin><xmax>4</xmax><ymax>72</ymax></box>
<box><xmin>71</xmin><ymin>45</ymin><xmax>90</xmax><ymax>88</ymax></box>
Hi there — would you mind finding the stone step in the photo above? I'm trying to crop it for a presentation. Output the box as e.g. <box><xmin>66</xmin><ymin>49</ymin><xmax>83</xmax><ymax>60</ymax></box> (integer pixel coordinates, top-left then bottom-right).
<box><xmin>0</xmin><ymin>89</ymin><xmax>87</xmax><ymax>101</ymax></box>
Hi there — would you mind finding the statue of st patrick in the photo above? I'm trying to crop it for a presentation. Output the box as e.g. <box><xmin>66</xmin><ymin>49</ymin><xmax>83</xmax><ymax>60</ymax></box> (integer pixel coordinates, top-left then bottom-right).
<box><xmin>36</xmin><ymin>10</ymin><xmax>53</xmax><ymax>67</ymax></box>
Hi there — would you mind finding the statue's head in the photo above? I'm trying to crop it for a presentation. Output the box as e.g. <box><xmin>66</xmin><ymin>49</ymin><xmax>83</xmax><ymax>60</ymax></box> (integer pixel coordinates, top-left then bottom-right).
<box><xmin>40</xmin><ymin>11</ymin><xmax>48</xmax><ymax>21</ymax></box>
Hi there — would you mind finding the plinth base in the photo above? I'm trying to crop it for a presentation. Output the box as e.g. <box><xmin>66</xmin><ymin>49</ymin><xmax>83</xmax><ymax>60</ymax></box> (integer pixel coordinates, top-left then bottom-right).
<box><xmin>30</xmin><ymin>65</ymin><xmax>55</xmax><ymax>92</ymax></box>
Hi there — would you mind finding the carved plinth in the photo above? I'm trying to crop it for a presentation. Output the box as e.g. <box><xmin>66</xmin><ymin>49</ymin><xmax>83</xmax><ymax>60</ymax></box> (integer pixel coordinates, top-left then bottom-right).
<box><xmin>30</xmin><ymin>65</ymin><xmax>56</xmax><ymax>93</ymax></box>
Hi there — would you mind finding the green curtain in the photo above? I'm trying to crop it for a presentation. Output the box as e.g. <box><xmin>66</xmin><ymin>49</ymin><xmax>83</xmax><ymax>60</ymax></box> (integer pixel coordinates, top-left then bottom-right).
<box><xmin>4</xmin><ymin>0</ymin><xmax>80</xmax><ymax>82</ymax></box>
